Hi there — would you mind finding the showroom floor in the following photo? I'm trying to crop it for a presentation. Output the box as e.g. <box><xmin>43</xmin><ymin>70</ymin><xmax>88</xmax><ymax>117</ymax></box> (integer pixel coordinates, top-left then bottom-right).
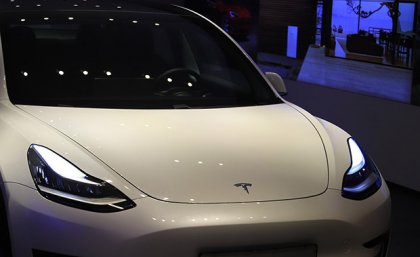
<box><xmin>297</xmin><ymin>46</ymin><xmax>412</xmax><ymax>103</ymax></box>
<box><xmin>258</xmin><ymin>47</ymin><xmax>413</xmax><ymax>104</ymax></box>
<box><xmin>387</xmin><ymin>183</ymin><xmax>420</xmax><ymax>257</ymax></box>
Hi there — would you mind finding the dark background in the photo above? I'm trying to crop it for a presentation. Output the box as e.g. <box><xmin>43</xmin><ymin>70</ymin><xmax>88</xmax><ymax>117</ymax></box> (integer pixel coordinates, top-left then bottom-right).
<box><xmin>183</xmin><ymin>0</ymin><xmax>261</xmax><ymax>59</ymax></box>
<box><xmin>412</xmin><ymin>0</ymin><xmax>420</xmax><ymax>104</ymax></box>
<box><xmin>258</xmin><ymin>0</ymin><xmax>317</xmax><ymax>59</ymax></box>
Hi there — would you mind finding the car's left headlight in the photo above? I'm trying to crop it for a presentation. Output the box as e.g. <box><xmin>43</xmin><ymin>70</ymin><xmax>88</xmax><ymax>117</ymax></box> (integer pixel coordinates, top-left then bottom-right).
<box><xmin>342</xmin><ymin>138</ymin><xmax>382</xmax><ymax>200</ymax></box>
<box><xmin>27</xmin><ymin>144</ymin><xmax>136</xmax><ymax>212</ymax></box>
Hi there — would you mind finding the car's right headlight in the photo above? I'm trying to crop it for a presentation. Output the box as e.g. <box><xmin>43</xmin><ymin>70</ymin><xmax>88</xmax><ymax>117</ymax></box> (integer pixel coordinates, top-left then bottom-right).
<box><xmin>27</xmin><ymin>144</ymin><xmax>136</xmax><ymax>212</ymax></box>
<box><xmin>342</xmin><ymin>138</ymin><xmax>382</xmax><ymax>200</ymax></box>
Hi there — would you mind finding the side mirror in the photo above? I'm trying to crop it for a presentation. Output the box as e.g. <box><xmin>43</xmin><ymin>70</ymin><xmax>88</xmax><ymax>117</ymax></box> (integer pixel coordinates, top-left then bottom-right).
<box><xmin>265</xmin><ymin>72</ymin><xmax>287</xmax><ymax>96</ymax></box>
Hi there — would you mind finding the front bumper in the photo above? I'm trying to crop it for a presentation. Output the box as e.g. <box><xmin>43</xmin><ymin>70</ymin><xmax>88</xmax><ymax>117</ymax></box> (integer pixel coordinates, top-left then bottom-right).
<box><xmin>5</xmin><ymin>183</ymin><xmax>391</xmax><ymax>257</ymax></box>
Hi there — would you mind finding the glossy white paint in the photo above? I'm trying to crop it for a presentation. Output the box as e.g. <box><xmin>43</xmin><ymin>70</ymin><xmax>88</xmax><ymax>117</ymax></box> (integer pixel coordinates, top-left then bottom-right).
<box><xmin>0</xmin><ymin>95</ymin><xmax>391</xmax><ymax>257</ymax></box>
<box><xmin>0</xmin><ymin>37</ymin><xmax>7</xmax><ymax>101</ymax></box>
<box><xmin>0</xmin><ymin>100</ymin><xmax>144</xmax><ymax>201</ymax></box>
<box><xmin>19</xmin><ymin>104</ymin><xmax>328</xmax><ymax>203</ymax></box>
<box><xmin>315</xmin><ymin>118</ymin><xmax>353</xmax><ymax>190</ymax></box>
<box><xmin>0</xmin><ymin>5</ymin><xmax>391</xmax><ymax>257</ymax></box>
<box><xmin>6</xmin><ymin>183</ymin><xmax>391</xmax><ymax>257</ymax></box>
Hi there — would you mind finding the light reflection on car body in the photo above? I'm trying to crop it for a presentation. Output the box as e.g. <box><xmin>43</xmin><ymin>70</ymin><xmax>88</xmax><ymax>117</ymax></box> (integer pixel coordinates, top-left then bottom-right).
<box><xmin>0</xmin><ymin>1</ymin><xmax>390</xmax><ymax>257</ymax></box>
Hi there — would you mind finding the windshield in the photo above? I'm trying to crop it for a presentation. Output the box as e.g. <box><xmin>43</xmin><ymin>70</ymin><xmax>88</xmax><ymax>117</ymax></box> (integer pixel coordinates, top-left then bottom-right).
<box><xmin>1</xmin><ymin>11</ymin><xmax>280</xmax><ymax>109</ymax></box>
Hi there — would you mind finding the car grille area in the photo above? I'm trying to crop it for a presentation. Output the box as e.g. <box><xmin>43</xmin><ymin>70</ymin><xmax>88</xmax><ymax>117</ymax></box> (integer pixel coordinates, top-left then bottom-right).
<box><xmin>201</xmin><ymin>245</ymin><xmax>317</xmax><ymax>257</ymax></box>
<box><xmin>32</xmin><ymin>249</ymin><xmax>79</xmax><ymax>257</ymax></box>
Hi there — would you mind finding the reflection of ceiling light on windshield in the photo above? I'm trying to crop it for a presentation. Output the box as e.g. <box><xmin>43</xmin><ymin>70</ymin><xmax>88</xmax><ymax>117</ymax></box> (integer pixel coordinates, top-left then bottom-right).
<box><xmin>68</xmin><ymin>17</ymin><xmax>74</xmax><ymax>20</ymax></box>
<box><xmin>155</xmin><ymin>23</ymin><xmax>160</xmax><ymax>26</ymax></box>
<box><xmin>167</xmin><ymin>78</ymin><xmax>173</xmax><ymax>83</ymax></box>
<box><xmin>44</xmin><ymin>17</ymin><xmax>49</xmax><ymax>21</ymax></box>
<box><xmin>109</xmin><ymin>18</ymin><xmax>114</xmax><ymax>21</ymax></box>
<box><xmin>145</xmin><ymin>75</ymin><xmax>151</xmax><ymax>79</ymax></box>
<box><xmin>187</xmin><ymin>82</ymin><xmax>193</xmax><ymax>87</ymax></box>
<box><xmin>36</xmin><ymin>4</ymin><xmax>41</xmax><ymax>7</ymax></box>
<box><xmin>82</xmin><ymin>70</ymin><xmax>89</xmax><ymax>76</ymax></box>
<box><xmin>22</xmin><ymin>71</ymin><xmax>28</xmax><ymax>77</ymax></box>
<box><xmin>132</xmin><ymin>20</ymin><xmax>138</xmax><ymax>24</ymax></box>
<box><xmin>117</xmin><ymin>6</ymin><xmax>122</xmax><ymax>9</ymax></box>
<box><xmin>58</xmin><ymin>70</ymin><xmax>64</xmax><ymax>76</ymax></box>
<box><xmin>105</xmin><ymin>71</ymin><xmax>112</xmax><ymax>76</ymax></box>
<box><xmin>20</xmin><ymin>18</ymin><xmax>25</xmax><ymax>22</ymax></box>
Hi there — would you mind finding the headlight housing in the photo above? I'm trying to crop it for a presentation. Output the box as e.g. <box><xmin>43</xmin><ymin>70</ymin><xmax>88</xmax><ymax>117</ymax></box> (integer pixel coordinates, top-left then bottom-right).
<box><xmin>342</xmin><ymin>138</ymin><xmax>382</xmax><ymax>200</ymax></box>
<box><xmin>27</xmin><ymin>145</ymin><xmax>136</xmax><ymax>212</ymax></box>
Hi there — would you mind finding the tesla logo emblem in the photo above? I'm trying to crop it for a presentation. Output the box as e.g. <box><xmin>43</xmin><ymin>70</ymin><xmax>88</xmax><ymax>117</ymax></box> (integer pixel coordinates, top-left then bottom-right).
<box><xmin>234</xmin><ymin>183</ymin><xmax>252</xmax><ymax>194</ymax></box>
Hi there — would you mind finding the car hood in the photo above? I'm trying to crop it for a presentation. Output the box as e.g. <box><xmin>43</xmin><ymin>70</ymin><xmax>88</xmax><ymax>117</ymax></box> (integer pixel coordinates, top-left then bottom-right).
<box><xmin>19</xmin><ymin>104</ymin><xmax>328</xmax><ymax>203</ymax></box>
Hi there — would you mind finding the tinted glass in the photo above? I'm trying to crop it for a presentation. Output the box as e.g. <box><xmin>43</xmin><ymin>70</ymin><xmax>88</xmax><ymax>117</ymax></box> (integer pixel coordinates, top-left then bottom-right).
<box><xmin>1</xmin><ymin>12</ymin><xmax>280</xmax><ymax>109</ymax></box>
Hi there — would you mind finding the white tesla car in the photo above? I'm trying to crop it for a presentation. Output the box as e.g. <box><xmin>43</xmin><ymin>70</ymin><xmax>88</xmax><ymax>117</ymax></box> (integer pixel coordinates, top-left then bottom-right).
<box><xmin>0</xmin><ymin>1</ymin><xmax>390</xmax><ymax>257</ymax></box>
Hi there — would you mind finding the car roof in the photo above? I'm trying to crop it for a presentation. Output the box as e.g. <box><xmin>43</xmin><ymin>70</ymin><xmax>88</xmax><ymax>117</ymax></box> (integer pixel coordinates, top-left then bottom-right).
<box><xmin>0</xmin><ymin>0</ymin><xmax>185</xmax><ymax>15</ymax></box>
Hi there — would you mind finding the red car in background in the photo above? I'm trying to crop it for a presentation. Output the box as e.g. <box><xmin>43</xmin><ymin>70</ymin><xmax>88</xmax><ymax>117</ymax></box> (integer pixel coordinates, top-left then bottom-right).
<box><xmin>186</xmin><ymin>0</ymin><xmax>252</xmax><ymax>40</ymax></box>
<box><xmin>211</xmin><ymin>0</ymin><xmax>252</xmax><ymax>39</ymax></box>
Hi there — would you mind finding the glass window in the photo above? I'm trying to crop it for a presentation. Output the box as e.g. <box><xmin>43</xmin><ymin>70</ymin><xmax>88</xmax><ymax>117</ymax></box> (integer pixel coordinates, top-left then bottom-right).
<box><xmin>332</xmin><ymin>0</ymin><xmax>359</xmax><ymax>36</ymax></box>
<box><xmin>398</xmin><ymin>3</ymin><xmax>416</xmax><ymax>32</ymax></box>
<box><xmin>1</xmin><ymin>12</ymin><xmax>280</xmax><ymax>109</ymax></box>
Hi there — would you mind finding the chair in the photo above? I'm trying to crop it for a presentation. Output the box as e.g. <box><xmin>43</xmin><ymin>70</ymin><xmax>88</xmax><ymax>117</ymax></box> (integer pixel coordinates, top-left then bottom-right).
<box><xmin>379</xmin><ymin>30</ymin><xmax>388</xmax><ymax>46</ymax></box>
<box><xmin>346</xmin><ymin>33</ymin><xmax>384</xmax><ymax>56</ymax></box>
<box><xmin>397</xmin><ymin>35</ymin><xmax>415</xmax><ymax>67</ymax></box>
